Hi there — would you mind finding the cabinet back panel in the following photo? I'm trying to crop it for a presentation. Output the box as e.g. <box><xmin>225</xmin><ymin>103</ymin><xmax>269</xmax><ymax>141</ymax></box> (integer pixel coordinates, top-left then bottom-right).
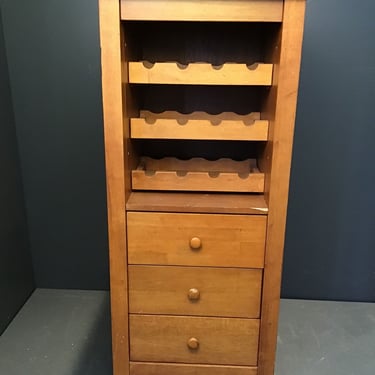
<box><xmin>124</xmin><ymin>21</ymin><xmax>280</xmax><ymax>65</ymax></box>
<box><xmin>132</xmin><ymin>85</ymin><xmax>262</xmax><ymax>115</ymax></box>
<box><xmin>134</xmin><ymin>140</ymin><xmax>264</xmax><ymax>161</ymax></box>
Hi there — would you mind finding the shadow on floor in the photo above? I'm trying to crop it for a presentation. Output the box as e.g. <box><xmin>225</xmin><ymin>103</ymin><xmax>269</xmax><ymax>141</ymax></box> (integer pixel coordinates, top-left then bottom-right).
<box><xmin>71</xmin><ymin>291</ymin><xmax>113</xmax><ymax>375</ymax></box>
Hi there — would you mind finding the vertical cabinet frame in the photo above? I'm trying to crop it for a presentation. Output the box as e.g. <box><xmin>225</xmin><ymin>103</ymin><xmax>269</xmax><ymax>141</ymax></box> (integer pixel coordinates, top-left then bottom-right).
<box><xmin>99</xmin><ymin>1</ymin><xmax>306</xmax><ymax>374</ymax></box>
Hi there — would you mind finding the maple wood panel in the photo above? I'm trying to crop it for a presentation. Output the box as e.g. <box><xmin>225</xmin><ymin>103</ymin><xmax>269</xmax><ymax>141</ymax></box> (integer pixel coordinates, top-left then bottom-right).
<box><xmin>121</xmin><ymin>0</ymin><xmax>283</xmax><ymax>22</ymax></box>
<box><xmin>130</xmin><ymin>315</ymin><xmax>260</xmax><ymax>366</ymax></box>
<box><xmin>129</xmin><ymin>265</ymin><xmax>262</xmax><ymax>318</ymax></box>
<box><xmin>127</xmin><ymin>212</ymin><xmax>267</xmax><ymax>268</ymax></box>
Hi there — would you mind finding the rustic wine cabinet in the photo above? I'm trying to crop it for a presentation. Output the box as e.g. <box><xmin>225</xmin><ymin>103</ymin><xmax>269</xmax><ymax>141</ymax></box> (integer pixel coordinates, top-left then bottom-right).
<box><xmin>99</xmin><ymin>1</ymin><xmax>306</xmax><ymax>374</ymax></box>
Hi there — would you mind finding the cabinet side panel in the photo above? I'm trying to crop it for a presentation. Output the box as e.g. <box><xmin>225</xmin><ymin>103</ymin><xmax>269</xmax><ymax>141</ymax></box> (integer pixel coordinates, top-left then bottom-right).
<box><xmin>99</xmin><ymin>1</ymin><xmax>129</xmax><ymax>374</ymax></box>
<box><xmin>258</xmin><ymin>1</ymin><xmax>306</xmax><ymax>375</ymax></box>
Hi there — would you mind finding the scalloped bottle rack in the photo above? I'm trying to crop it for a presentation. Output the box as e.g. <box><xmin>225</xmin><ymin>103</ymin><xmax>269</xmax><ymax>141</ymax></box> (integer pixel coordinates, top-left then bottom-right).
<box><xmin>131</xmin><ymin>111</ymin><xmax>269</xmax><ymax>141</ymax></box>
<box><xmin>128</xmin><ymin>62</ymin><xmax>273</xmax><ymax>86</ymax></box>
<box><xmin>132</xmin><ymin>157</ymin><xmax>265</xmax><ymax>193</ymax></box>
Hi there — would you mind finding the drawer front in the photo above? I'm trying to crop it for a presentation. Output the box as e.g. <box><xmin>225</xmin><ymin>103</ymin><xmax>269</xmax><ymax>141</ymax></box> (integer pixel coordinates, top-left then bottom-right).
<box><xmin>129</xmin><ymin>315</ymin><xmax>260</xmax><ymax>366</ymax></box>
<box><xmin>130</xmin><ymin>362</ymin><xmax>258</xmax><ymax>375</ymax></box>
<box><xmin>127</xmin><ymin>213</ymin><xmax>266</xmax><ymax>268</ymax></box>
<box><xmin>129</xmin><ymin>265</ymin><xmax>262</xmax><ymax>318</ymax></box>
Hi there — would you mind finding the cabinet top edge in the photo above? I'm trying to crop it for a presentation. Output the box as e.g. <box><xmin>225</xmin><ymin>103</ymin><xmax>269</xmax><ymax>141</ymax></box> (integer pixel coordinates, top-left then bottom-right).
<box><xmin>120</xmin><ymin>0</ymin><xmax>284</xmax><ymax>23</ymax></box>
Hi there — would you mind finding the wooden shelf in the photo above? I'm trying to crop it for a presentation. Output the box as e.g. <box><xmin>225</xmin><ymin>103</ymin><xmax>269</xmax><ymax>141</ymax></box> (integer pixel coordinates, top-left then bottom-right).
<box><xmin>121</xmin><ymin>0</ymin><xmax>283</xmax><ymax>22</ymax></box>
<box><xmin>126</xmin><ymin>192</ymin><xmax>268</xmax><ymax>215</ymax></box>
<box><xmin>132</xmin><ymin>157</ymin><xmax>265</xmax><ymax>193</ymax></box>
<box><xmin>131</xmin><ymin>111</ymin><xmax>269</xmax><ymax>141</ymax></box>
<box><xmin>128</xmin><ymin>62</ymin><xmax>273</xmax><ymax>86</ymax></box>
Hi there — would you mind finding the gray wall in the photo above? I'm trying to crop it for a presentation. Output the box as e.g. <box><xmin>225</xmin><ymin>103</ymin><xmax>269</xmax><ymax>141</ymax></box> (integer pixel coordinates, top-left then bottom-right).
<box><xmin>1</xmin><ymin>0</ymin><xmax>109</xmax><ymax>290</ymax></box>
<box><xmin>282</xmin><ymin>0</ymin><xmax>375</xmax><ymax>302</ymax></box>
<box><xmin>1</xmin><ymin>0</ymin><xmax>374</xmax><ymax>300</ymax></box>
<box><xmin>0</xmin><ymin>8</ymin><xmax>35</xmax><ymax>333</ymax></box>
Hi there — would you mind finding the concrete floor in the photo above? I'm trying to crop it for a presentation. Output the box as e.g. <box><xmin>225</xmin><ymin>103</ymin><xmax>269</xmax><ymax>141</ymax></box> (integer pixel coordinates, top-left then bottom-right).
<box><xmin>0</xmin><ymin>289</ymin><xmax>374</xmax><ymax>375</ymax></box>
<box><xmin>0</xmin><ymin>289</ymin><xmax>112</xmax><ymax>375</ymax></box>
<box><xmin>276</xmin><ymin>299</ymin><xmax>375</xmax><ymax>375</ymax></box>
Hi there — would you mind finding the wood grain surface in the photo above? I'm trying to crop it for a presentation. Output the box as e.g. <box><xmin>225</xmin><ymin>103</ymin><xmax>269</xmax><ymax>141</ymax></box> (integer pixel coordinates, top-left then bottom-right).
<box><xmin>127</xmin><ymin>212</ymin><xmax>267</xmax><ymax>268</ymax></box>
<box><xmin>258</xmin><ymin>1</ymin><xmax>306</xmax><ymax>375</ymax></box>
<box><xmin>129</xmin><ymin>62</ymin><xmax>273</xmax><ymax>86</ymax></box>
<box><xmin>131</xmin><ymin>118</ymin><xmax>268</xmax><ymax>141</ymax></box>
<box><xmin>126</xmin><ymin>192</ymin><xmax>269</xmax><ymax>215</ymax></box>
<box><xmin>130</xmin><ymin>362</ymin><xmax>258</xmax><ymax>375</ymax></box>
<box><xmin>129</xmin><ymin>315</ymin><xmax>260</xmax><ymax>366</ymax></box>
<box><xmin>129</xmin><ymin>265</ymin><xmax>262</xmax><ymax>318</ymax></box>
<box><xmin>121</xmin><ymin>0</ymin><xmax>283</xmax><ymax>22</ymax></box>
<box><xmin>98</xmin><ymin>0</ymin><xmax>129</xmax><ymax>374</ymax></box>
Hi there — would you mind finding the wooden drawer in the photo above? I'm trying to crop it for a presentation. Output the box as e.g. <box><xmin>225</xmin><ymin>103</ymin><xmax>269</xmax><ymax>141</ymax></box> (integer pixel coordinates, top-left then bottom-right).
<box><xmin>129</xmin><ymin>315</ymin><xmax>260</xmax><ymax>366</ymax></box>
<box><xmin>127</xmin><ymin>213</ymin><xmax>266</xmax><ymax>268</ymax></box>
<box><xmin>129</xmin><ymin>265</ymin><xmax>262</xmax><ymax>318</ymax></box>
<box><xmin>130</xmin><ymin>362</ymin><xmax>258</xmax><ymax>375</ymax></box>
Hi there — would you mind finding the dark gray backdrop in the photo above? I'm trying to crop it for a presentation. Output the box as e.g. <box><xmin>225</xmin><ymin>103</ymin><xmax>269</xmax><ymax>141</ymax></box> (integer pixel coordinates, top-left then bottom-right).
<box><xmin>0</xmin><ymin>8</ymin><xmax>34</xmax><ymax>333</ymax></box>
<box><xmin>1</xmin><ymin>0</ymin><xmax>109</xmax><ymax>290</ymax></box>
<box><xmin>283</xmin><ymin>0</ymin><xmax>375</xmax><ymax>301</ymax></box>
<box><xmin>1</xmin><ymin>0</ymin><xmax>374</xmax><ymax>301</ymax></box>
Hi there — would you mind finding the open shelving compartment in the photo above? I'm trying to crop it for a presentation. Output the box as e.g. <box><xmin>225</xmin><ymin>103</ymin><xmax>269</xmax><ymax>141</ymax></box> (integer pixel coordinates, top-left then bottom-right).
<box><xmin>121</xmin><ymin>20</ymin><xmax>282</xmax><ymax>213</ymax></box>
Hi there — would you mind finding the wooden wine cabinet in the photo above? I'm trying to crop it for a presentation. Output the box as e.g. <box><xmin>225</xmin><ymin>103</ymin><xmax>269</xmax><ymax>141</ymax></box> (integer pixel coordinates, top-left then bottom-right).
<box><xmin>99</xmin><ymin>1</ymin><xmax>306</xmax><ymax>374</ymax></box>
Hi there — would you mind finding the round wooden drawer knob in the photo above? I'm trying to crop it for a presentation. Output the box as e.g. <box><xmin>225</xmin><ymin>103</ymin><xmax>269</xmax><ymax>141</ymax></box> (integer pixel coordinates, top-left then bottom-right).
<box><xmin>188</xmin><ymin>288</ymin><xmax>200</xmax><ymax>301</ymax></box>
<box><xmin>190</xmin><ymin>237</ymin><xmax>201</xmax><ymax>250</ymax></box>
<box><xmin>187</xmin><ymin>337</ymin><xmax>199</xmax><ymax>350</ymax></box>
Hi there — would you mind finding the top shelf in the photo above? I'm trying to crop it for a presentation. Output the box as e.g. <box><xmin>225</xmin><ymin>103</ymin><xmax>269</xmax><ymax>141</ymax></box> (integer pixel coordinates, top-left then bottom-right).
<box><xmin>121</xmin><ymin>0</ymin><xmax>284</xmax><ymax>22</ymax></box>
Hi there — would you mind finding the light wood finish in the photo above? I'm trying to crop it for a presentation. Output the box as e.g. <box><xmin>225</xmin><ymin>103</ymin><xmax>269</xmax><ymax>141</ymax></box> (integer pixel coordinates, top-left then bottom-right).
<box><xmin>130</xmin><ymin>362</ymin><xmax>258</xmax><ymax>375</ymax></box>
<box><xmin>132</xmin><ymin>157</ymin><xmax>265</xmax><ymax>193</ymax></box>
<box><xmin>129</xmin><ymin>315</ymin><xmax>260</xmax><ymax>366</ymax></box>
<box><xmin>121</xmin><ymin>37</ymin><xmax>140</xmax><ymax>192</ymax></box>
<box><xmin>100</xmin><ymin>1</ymin><xmax>306</xmax><ymax>373</ymax></box>
<box><xmin>131</xmin><ymin>118</ymin><xmax>268</xmax><ymax>141</ymax></box>
<box><xmin>98</xmin><ymin>1</ymin><xmax>129</xmax><ymax>374</ymax></box>
<box><xmin>190</xmin><ymin>237</ymin><xmax>202</xmax><ymax>250</ymax></box>
<box><xmin>187</xmin><ymin>337</ymin><xmax>200</xmax><ymax>350</ymax></box>
<box><xmin>121</xmin><ymin>0</ymin><xmax>283</xmax><ymax>22</ymax></box>
<box><xmin>188</xmin><ymin>288</ymin><xmax>200</xmax><ymax>301</ymax></box>
<box><xmin>132</xmin><ymin>170</ymin><xmax>264</xmax><ymax>192</ymax></box>
<box><xmin>127</xmin><ymin>212</ymin><xmax>266</xmax><ymax>268</ymax></box>
<box><xmin>126</xmin><ymin>192</ymin><xmax>269</xmax><ymax>215</ymax></box>
<box><xmin>131</xmin><ymin>111</ymin><xmax>268</xmax><ymax>141</ymax></box>
<box><xmin>258</xmin><ymin>1</ymin><xmax>306</xmax><ymax>375</ymax></box>
<box><xmin>140</xmin><ymin>110</ymin><xmax>261</xmax><ymax>121</ymax></box>
<box><xmin>128</xmin><ymin>266</ymin><xmax>262</xmax><ymax>318</ymax></box>
<box><xmin>129</xmin><ymin>62</ymin><xmax>273</xmax><ymax>86</ymax></box>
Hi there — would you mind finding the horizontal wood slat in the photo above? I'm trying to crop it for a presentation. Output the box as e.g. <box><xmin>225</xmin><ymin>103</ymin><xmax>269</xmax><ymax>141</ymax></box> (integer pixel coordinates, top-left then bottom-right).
<box><xmin>132</xmin><ymin>170</ymin><xmax>265</xmax><ymax>192</ymax></box>
<box><xmin>126</xmin><ymin>192</ymin><xmax>269</xmax><ymax>215</ymax></box>
<box><xmin>131</xmin><ymin>110</ymin><xmax>268</xmax><ymax>141</ymax></box>
<box><xmin>140</xmin><ymin>110</ymin><xmax>261</xmax><ymax>121</ymax></box>
<box><xmin>129</xmin><ymin>62</ymin><xmax>273</xmax><ymax>86</ymax></box>
<box><xmin>132</xmin><ymin>157</ymin><xmax>265</xmax><ymax>193</ymax></box>
<box><xmin>121</xmin><ymin>0</ymin><xmax>283</xmax><ymax>22</ymax></box>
